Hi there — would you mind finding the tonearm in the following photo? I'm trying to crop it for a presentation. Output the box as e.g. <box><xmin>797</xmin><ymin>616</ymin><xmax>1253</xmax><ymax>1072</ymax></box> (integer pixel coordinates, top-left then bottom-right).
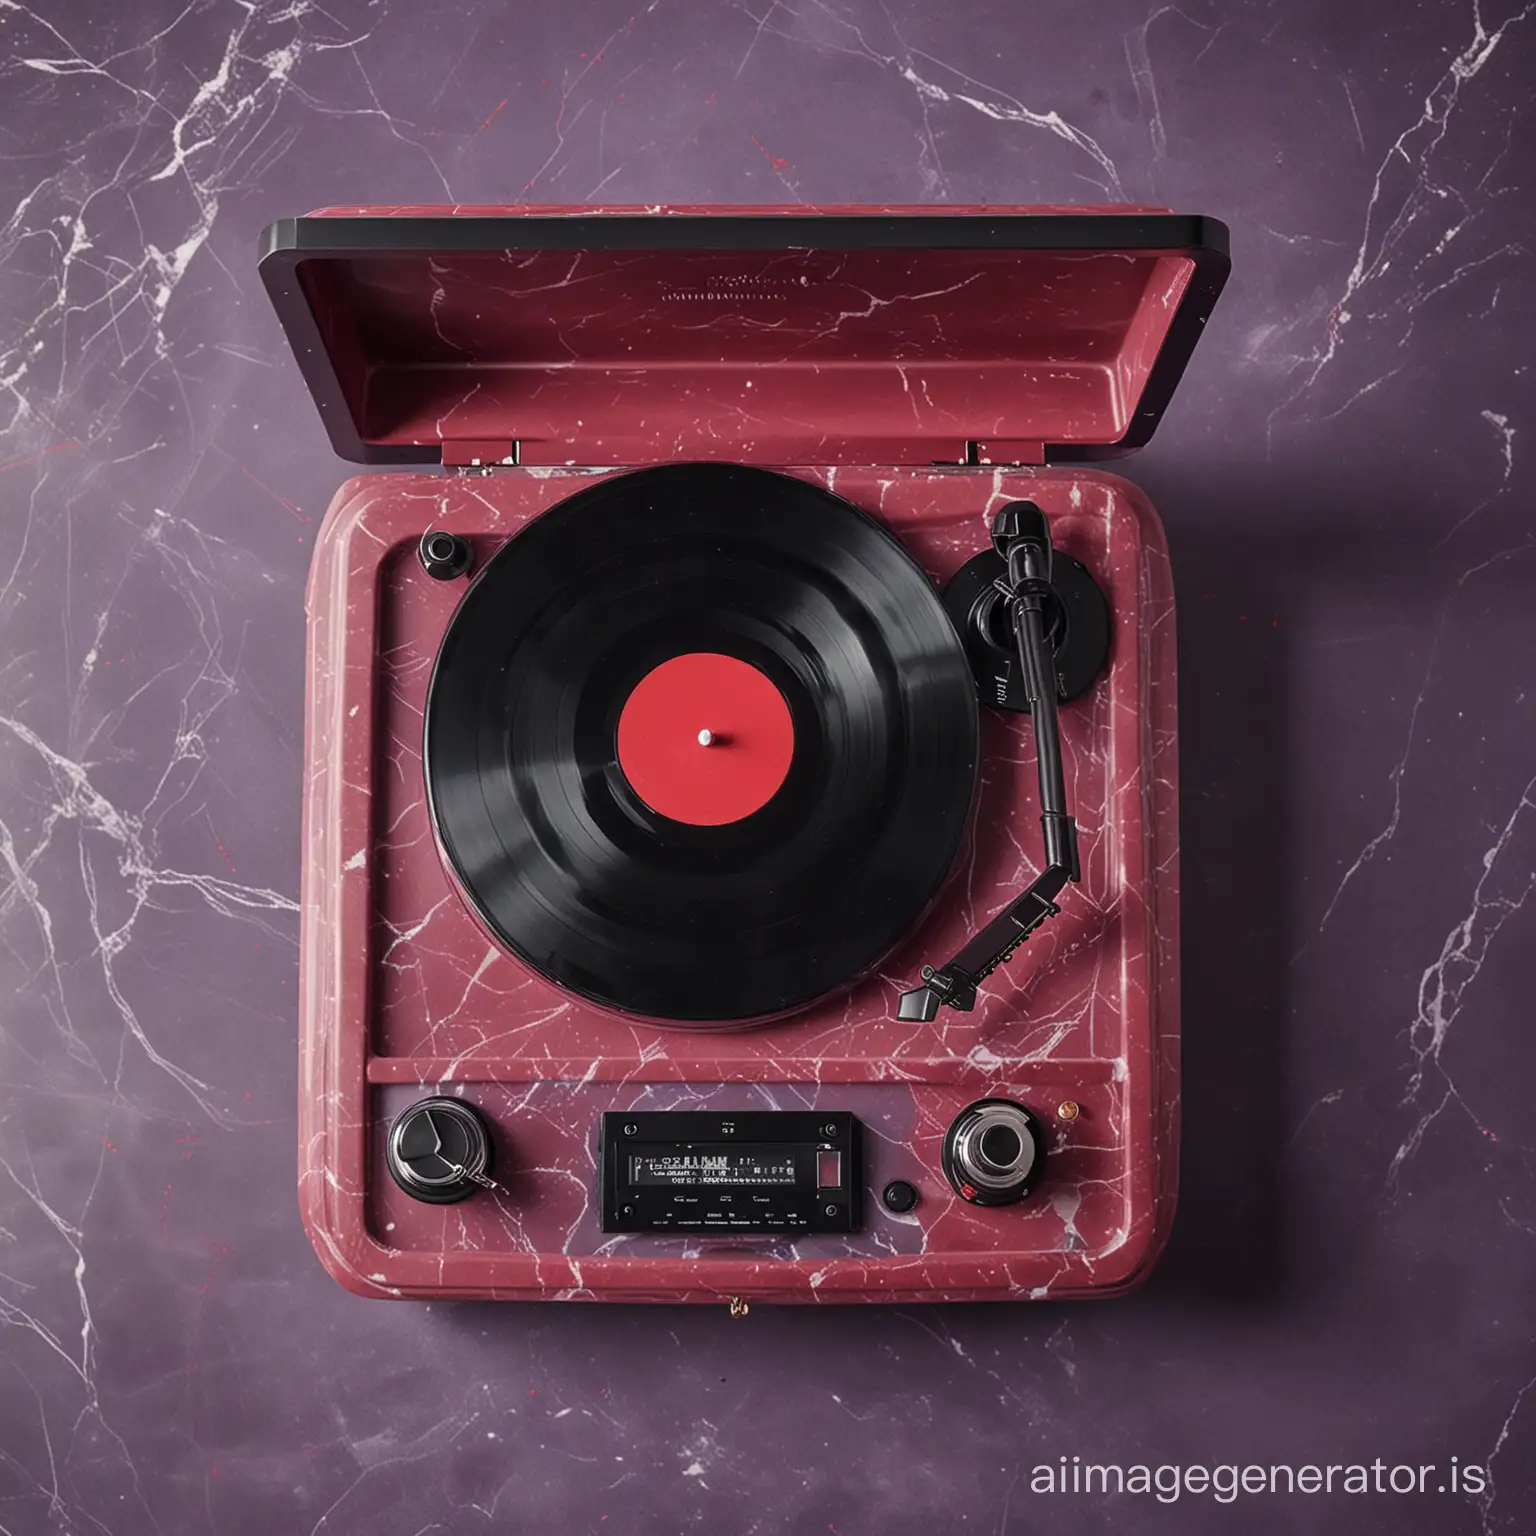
<box><xmin>897</xmin><ymin>502</ymin><xmax>1081</xmax><ymax>1022</ymax></box>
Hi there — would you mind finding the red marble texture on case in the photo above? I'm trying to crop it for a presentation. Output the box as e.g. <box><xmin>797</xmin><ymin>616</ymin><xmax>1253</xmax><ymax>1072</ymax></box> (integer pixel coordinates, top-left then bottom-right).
<box><xmin>297</xmin><ymin>463</ymin><xmax>1179</xmax><ymax>1302</ymax></box>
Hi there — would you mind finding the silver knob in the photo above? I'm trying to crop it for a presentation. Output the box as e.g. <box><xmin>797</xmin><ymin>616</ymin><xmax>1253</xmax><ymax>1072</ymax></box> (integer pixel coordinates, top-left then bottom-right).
<box><xmin>942</xmin><ymin>1099</ymin><xmax>1045</xmax><ymax>1205</ymax></box>
<box><xmin>386</xmin><ymin>1097</ymin><xmax>495</xmax><ymax>1204</ymax></box>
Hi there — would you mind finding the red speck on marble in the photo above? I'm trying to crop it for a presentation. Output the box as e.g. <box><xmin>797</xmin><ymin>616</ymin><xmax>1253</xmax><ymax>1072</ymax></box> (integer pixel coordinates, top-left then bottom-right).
<box><xmin>750</xmin><ymin>134</ymin><xmax>791</xmax><ymax>170</ymax></box>
<box><xmin>104</xmin><ymin>1138</ymin><xmax>116</xmax><ymax>1154</ymax></box>
<box><xmin>201</xmin><ymin>1242</ymin><xmax>230</xmax><ymax>1294</ymax></box>
<box><xmin>234</xmin><ymin>461</ymin><xmax>311</xmax><ymax>524</ymax></box>
<box><xmin>0</xmin><ymin>439</ymin><xmax>82</xmax><ymax>475</ymax></box>
<box><xmin>208</xmin><ymin>821</ymin><xmax>237</xmax><ymax>875</ymax></box>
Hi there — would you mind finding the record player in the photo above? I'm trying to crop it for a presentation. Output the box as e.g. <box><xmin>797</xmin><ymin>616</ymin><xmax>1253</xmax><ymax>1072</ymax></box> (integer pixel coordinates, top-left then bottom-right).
<box><xmin>258</xmin><ymin>206</ymin><xmax>1229</xmax><ymax>1304</ymax></box>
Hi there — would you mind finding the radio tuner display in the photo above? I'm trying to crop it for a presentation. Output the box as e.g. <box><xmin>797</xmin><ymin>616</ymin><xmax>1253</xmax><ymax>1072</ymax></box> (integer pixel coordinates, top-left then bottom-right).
<box><xmin>629</xmin><ymin>1146</ymin><xmax>797</xmax><ymax>1187</ymax></box>
<box><xmin>601</xmin><ymin>1110</ymin><xmax>862</xmax><ymax>1235</ymax></box>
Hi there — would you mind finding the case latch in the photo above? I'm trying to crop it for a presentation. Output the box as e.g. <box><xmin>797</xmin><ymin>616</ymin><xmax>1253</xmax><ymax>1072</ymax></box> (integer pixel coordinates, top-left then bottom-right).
<box><xmin>442</xmin><ymin>439</ymin><xmax>519</xmax><ymax>470</ymax></box>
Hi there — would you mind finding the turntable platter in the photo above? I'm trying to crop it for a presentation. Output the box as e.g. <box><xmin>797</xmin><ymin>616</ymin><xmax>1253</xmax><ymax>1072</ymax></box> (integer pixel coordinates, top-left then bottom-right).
<box><xmin>424</xmin><ymin>462</ymin><xmax>979</xmax><ymax>1022</ymax></box>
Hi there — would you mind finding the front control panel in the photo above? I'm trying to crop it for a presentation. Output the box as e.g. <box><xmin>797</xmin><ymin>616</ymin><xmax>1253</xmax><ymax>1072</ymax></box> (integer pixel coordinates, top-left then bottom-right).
<box><xmin>379</xmin><ymin>1095</ymin><xmax>1060</xmax><ymax>1242</ymax></box>
<box><xmin>599</xmin><ymin>1110</ymin><xmax>862</xmax><ymax>1234</ymax></box>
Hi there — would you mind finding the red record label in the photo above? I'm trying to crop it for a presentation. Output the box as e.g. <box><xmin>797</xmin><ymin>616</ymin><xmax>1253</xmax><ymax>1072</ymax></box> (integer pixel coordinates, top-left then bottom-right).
<box><xmin>616</xmin><ymin>652</ymin><xmax>795</xmax><ymax>826</ymax></box>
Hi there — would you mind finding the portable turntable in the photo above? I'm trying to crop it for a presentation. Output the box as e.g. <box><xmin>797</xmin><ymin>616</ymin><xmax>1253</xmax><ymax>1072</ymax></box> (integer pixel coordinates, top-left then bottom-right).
<box><xmin>258</xmin><ymin>206</ymin><xmax>1229</xmax><ymax>1304</ymax></box>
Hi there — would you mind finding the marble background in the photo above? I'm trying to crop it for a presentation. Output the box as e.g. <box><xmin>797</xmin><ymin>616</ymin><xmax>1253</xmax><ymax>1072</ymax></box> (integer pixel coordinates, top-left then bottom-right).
<box><xmin>0</xmin><ymin>0</ymin><xmax>1532</xmax><ymax>1531</ymax></box>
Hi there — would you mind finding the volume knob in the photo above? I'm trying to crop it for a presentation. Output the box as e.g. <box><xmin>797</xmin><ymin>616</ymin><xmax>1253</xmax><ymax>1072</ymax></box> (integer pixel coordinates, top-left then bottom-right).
<box><xmin>941</xmin><ymin>1098</ymin><xmax>1045</xmax><ymax>1206</ymax></box>
<box><xmin>386</xmin><ymin>1097</ymin><xmax>494</xmax><ymax>1204</ymax></box>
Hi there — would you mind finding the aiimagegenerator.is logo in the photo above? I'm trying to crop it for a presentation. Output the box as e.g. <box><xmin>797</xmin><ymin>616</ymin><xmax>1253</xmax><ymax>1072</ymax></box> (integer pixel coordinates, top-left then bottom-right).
<box><xmin>1029</xmin><ymin>1456</ymin><xmax>1489</xmax><ymax>1504</ymax></box>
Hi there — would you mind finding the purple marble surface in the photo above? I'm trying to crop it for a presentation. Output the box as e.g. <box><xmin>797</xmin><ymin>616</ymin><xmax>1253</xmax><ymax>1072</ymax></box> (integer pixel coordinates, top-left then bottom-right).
<box><xmin>0</xmin><ymin>0</ymin><xmax>1532</xmax><ymax>1531</ymax></box>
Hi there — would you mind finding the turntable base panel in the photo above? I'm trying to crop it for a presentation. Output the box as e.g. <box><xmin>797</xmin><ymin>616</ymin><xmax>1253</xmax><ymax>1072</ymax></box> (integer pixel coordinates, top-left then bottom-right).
<box><xmin>299</xmin><ymin>465</ymin><xmax>1179</xmax><ymax>1303</ymax></box>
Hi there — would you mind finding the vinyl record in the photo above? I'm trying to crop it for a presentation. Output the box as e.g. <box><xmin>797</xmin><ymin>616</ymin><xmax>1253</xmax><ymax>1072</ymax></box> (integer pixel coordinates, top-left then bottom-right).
<box><xmin>424</xmin><ymin>462</ymin><xmax>979</xmax><ymax>1023</ymax></box>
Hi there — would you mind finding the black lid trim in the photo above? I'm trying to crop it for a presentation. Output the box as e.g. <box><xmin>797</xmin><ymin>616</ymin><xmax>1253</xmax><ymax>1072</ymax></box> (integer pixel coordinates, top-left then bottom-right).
<box><xmin>257</xmin><ymin>212</ymin><xmax>1230</xmax><ymax>467</ymax></box>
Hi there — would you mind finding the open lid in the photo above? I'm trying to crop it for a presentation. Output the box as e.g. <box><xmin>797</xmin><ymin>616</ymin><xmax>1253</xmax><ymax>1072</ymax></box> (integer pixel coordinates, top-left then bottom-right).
<box><xmin>258</xmin><ymin>206</ymin><xmax>1228</xmax><ymax>468</ymax></box>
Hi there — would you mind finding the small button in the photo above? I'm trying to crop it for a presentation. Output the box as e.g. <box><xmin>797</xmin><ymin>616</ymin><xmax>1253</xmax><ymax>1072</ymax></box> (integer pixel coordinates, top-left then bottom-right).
<box><xmin>882</xmin><ymin>1179</ymin><xmax>919</xmax><ymax>1214</ymax></box>
<box><xmin>418</xmin><ymin>530</ymin><xmax>473</xmax><ymax>581</ymax></box>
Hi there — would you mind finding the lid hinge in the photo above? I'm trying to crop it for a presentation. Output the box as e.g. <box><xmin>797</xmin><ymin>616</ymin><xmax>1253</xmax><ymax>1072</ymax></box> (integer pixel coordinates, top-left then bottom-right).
<box><xmin>968</xmin><ymin>440</ymin><xmax>1045</xmax><ymax>467</ymax></box>
<box><xmin>442</xmin><ymin>439</ymin><xmax>520</xmax><ymax>470</ymax></box>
